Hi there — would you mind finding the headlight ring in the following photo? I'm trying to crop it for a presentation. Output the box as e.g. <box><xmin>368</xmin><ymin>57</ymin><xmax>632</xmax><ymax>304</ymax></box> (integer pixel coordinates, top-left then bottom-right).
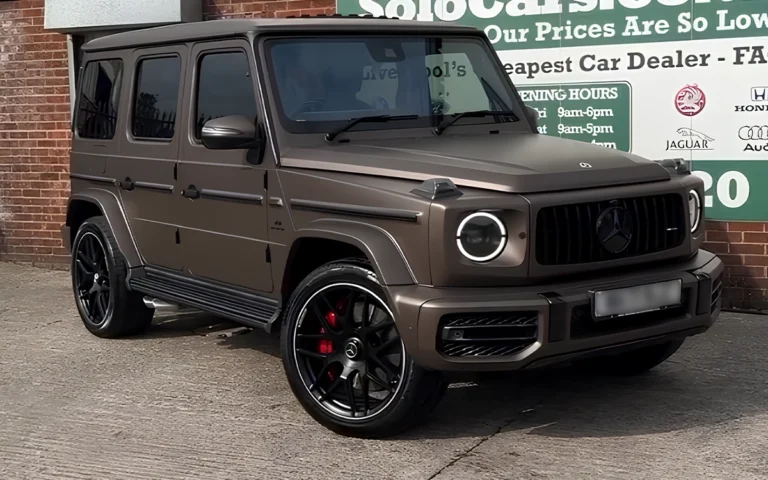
<box><xmin>455</xmin><ymin>211</ymin><xmax>508</xmax><ymax>262</ymax></box>
<box><xmin>688</xmin><ymin>189</ymin><xmax>702</xmax><ymax>232</ymax></box>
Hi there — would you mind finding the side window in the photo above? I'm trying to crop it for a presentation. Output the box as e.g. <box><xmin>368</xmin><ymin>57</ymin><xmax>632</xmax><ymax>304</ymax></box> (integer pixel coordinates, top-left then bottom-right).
<box><xmin>76</xmin><ymin>59</ymin><xmax>123</xmax><ymax>140</ymax></box>
<box><xmin>132</xmin><ymin>56</ymin><xmax>181</xmax><ymax>140</ymax></box>
<box><xmin>195</xmin><ymin>51</ymin><xmax>258</xmax><ymax>139</ymax></box>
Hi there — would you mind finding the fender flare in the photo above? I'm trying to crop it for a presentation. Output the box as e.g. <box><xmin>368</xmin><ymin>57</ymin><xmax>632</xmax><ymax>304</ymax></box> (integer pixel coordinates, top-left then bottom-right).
<box><xmin>66</xmin><ymin>189</ymin><xmax>143</xmax><ymax>268</ymax></box>
<box><xmin>293</xmin><ymin>218</ymin><xmax>418</xmax><ymax>286</ymax></box>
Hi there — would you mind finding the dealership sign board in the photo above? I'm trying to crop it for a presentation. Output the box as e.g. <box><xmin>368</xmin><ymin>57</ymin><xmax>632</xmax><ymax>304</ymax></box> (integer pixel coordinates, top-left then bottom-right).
<box><xmin>337</xmin><ymin>0</ymin><xmax>768</xmax><ymax>221</ymax></box>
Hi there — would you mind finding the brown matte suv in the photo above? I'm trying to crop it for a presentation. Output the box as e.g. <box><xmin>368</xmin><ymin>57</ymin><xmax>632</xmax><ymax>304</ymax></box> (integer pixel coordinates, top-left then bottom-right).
<box><xmin>62</xmin><ymin>16</ymin><xmax>723</xmax><ymax>438</ymax></box>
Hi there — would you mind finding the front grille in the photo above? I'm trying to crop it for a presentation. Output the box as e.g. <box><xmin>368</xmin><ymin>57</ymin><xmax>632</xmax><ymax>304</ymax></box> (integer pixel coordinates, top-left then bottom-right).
<box><xmin>437</xmin><ymin>312</ymin><xmax>538</xmax><ymax>357</ymax></box>
<box><xmin>536</xmin><ymin>193</ymin><xmax>686</xmax><ymax>265</ymax></box>
<box><xmin>711</xmin><ymin>277</ymin><xmax>722</xmax><ymax>313</ymax></box>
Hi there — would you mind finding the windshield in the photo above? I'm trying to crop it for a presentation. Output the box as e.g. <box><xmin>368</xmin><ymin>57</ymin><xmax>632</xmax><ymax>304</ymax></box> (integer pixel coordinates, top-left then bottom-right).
<box><xmin>263</xmin><ymin>35</ymin><xmax>522</xmax><ymax>135</ymax></box>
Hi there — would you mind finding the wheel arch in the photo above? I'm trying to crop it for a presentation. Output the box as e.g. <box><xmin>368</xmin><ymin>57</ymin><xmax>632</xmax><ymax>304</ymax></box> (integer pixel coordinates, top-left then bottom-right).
<box><xmin>66</xmin><ymin>190</ymin><xmax>142</xmax><ymax>268</ymax></box>
<box><xmin>280</xmin><ymin>219</ymin><xmax>418</xmax><ymax>302</ymax></box>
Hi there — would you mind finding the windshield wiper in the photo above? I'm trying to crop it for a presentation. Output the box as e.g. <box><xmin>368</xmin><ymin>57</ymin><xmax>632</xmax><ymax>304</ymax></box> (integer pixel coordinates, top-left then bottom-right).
<box><xmin>325</xmin><ymin>114</ymin><xmax>418</xmax><ymax>141</ymax></box>
<box><xmin>434</xmin><ymin>109</ymin><xmax>519</xmax><ymax>135</ymax></box>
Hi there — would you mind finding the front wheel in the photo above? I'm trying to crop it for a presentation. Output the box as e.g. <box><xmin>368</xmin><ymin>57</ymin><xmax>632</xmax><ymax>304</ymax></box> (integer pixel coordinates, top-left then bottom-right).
<box><xmin>280</xmin><ymin>259</ymin><xmax>447</xmax><ymax>438</ymax></box>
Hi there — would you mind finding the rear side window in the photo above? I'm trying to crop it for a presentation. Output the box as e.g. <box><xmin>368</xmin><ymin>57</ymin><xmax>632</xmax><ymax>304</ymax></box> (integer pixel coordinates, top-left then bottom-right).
<box><xmin>76</xmin><ymin>59</ymin><xmax>123</xmax><ymax>140</ymax></box>
<box><xmin>132</xmin><ymin>56</ymin><xmax>182</xmax><ymax>140</ymax></box>
<box><xmin>195</xmin><ymin>51</ymin><xmax>258</xmax><ymax>139</ymax></box>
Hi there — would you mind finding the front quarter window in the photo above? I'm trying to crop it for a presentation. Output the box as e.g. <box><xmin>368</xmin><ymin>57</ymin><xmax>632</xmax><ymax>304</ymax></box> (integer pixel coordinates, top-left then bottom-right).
<box><xmin>263</xmin><ymin>35</ymin><xmax>522</xmax><ymax>135</ymax></box>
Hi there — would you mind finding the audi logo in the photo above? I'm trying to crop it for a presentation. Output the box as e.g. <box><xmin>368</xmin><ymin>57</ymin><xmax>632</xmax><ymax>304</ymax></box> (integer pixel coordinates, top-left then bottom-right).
<box><xmin>739</xmin><ymin>125</ymin><xmax>768</xmax><ymax>141</ymax></box>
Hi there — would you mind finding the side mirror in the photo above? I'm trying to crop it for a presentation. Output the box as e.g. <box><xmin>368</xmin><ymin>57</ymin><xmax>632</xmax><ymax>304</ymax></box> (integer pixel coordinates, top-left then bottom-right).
<box><xmin>201</xmin><ymin>115</ymin><xmax>261</xmax><ymax>150</ymax></box>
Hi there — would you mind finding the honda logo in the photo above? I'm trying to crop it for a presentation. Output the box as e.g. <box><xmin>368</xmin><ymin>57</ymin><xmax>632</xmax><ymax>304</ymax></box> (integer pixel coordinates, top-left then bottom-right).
<box><xmin>739</xmin><ymin>126</ymin><xmax>768</xmax><ymax>141</ymax></box>
<box><xmin>752</xmin><ymin>87</ymin><xmax>768</xmax><ymax>102</ymax></box>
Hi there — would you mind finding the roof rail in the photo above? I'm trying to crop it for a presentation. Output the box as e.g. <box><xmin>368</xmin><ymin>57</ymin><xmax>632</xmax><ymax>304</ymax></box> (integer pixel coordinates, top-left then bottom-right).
<box><xmin>284</xmin><ymin>13</ymin><xmax>401</xmax><ymax>20</ymax></box>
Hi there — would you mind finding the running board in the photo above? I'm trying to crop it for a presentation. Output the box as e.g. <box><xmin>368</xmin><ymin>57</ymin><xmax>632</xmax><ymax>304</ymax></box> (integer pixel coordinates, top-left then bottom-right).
<box><xmin>129</xmin><ymin>266</ymin><xmax>280</xmax><ymax>332</ymax></box>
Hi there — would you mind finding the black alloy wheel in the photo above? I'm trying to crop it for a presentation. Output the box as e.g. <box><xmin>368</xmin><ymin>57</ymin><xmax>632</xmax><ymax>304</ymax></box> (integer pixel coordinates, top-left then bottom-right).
<box><xmin>281</xmin><ymin>260</ymin><xmax>448</xmax><ymax>438</ymax></box>
<box><xmin>70</xmin><ymin>216</ymin><xmax>154</xmax><ymax>338</ymax></box>
<box><xmin>74</xmin><ymin>231</ymin><xmax>112</xmax><ymax>326</ymax></box>
<box><xmin>292</xmin><ymin>282</ymin><xmax>406</xmax><ymax>420</ymax></box>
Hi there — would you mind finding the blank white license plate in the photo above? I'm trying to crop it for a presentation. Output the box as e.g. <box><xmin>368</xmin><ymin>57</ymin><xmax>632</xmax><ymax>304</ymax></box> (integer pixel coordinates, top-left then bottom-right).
<box><xmin>593</xmin><ymin>279</ymin><xmax>682</xmax><ymax>318</ymax></box>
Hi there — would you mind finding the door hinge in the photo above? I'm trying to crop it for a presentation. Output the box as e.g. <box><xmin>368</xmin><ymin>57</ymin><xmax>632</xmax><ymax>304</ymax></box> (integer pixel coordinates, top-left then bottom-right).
<box><xmin>173</xmin><ymin>163</ymin><xmax>178</xmax><ymax>181</ymax></box>
<box><xmin>263</xmin><ymin>171</ymin><xmax>268</xmax><ymax>190</ymax></box>
<box><xmin>175</xmin><ymin>228</ymin><xmax>180</xmax><ymax>244</ymax></box>
<box><xmin>265</xmin><ymin>245</ymin><xmax>271</xmax><ymax>263</ymax></box>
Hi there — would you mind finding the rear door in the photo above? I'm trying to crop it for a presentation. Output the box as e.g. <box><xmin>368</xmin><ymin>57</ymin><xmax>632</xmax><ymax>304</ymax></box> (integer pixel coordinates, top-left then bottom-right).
<box><xmin>109</xmin><ymin>46</ymin><xmax>187</xmax><ymax>270</ymax></box>
<box><xmin>175</xmin><ymin>39</ymin><xmax>273</xmax><ymax>292</ymax></box>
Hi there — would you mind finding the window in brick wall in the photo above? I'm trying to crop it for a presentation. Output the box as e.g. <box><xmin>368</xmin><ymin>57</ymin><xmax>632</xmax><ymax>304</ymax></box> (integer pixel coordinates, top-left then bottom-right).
<box><xmin>75</xmin><ymin>59</ymin><xmax>124</xmax><ymax>140</ymax></box>
<box><xmin>132</xmin><ymin>55</ymin><xmax>182</xmax><ymax>140</ymax></box>
<box><xmin>194</xmin><ymin>51</ymin><xmax>258</xmax><ymax>139</ymax></box>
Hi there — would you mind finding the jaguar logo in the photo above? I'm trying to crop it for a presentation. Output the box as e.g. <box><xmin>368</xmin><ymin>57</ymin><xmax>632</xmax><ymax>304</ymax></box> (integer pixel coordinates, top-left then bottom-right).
<box><xmin>596</xmin><ymin>206</ymin><xmax>633</xmax><ymax>254</ymax></box>
<box><xmin>579</xmin><ymin>162</ymin><xmax>592</xmax><ymax>169</ymax></box>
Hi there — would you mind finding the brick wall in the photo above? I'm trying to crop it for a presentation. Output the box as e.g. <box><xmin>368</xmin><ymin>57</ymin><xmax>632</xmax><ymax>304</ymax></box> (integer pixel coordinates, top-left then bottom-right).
<box><xmin>1</xmin><ymin>0</ymin><xmax>768</xmax><ymax>312</ymax></box>
<box><xmin>203</xmin><ymin>0</ymin><xmax>335</xmax><ymax>19</ymax></box>
<box><xmin>704</xmin><ymin>222</ymin><xmax>768</xmax><ymax>312</ymax></box>
<box><xmin>0</xmin><ymin>0</ymin><xmax>71</xmax><ymax>268</ymax></box>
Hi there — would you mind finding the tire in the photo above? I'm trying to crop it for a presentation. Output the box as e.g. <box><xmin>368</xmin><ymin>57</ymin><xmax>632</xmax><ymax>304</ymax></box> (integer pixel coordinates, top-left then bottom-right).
<box><xmin>280</xmin><ymin>258</ymin><xmax>447</xmax><ymax>438</ymax></box>
<box><xmin>576</xmin><ymin>339</ymin><xmax>685</xmax><ymax>376</ymax></box>
<box><xmin>70</xmin><ymin>215</ymin><xmax>153</xmax><ymax>338</ymax></box>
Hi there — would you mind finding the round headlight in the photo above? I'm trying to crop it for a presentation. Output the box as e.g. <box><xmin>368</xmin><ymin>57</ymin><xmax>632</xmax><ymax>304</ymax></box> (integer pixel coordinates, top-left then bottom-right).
<box><xmin>456</xmin><ymin>212</ymin><xmax>507</xmax><ymax>262</ymax></box>
<box><xmin>688</xmin><ymin>189</ymin><xmax>701</xmax><ymax>232</ymax></box>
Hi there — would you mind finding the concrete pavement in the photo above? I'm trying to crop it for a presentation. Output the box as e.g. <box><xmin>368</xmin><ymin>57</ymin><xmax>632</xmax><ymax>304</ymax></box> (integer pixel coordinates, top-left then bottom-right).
<box><xmin>1</xmin><ymin>262</ymin><xmax>767</xmax><ymax>479</ymax></box>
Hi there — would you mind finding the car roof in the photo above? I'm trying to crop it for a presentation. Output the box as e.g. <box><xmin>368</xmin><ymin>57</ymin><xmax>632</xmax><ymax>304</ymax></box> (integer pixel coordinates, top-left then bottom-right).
<box><xmin>82</xmin><ymin>16</ymin><xmax>480</xmax><ymax>52</ymax></box>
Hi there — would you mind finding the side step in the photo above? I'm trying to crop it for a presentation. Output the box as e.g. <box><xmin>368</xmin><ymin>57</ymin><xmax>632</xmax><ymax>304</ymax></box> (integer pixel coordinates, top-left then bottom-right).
<box><xmin>129</xmin><ymin>267</ymin><xmax>281</xmax><ymax>332</ymax></box>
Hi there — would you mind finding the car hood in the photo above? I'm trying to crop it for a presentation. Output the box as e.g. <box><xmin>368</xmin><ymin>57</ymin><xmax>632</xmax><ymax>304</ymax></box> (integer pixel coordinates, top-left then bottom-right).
<box><xmin>279</xmin><ymin>133</ymin><xmax>671</xmax><ymax>194</ymax></box>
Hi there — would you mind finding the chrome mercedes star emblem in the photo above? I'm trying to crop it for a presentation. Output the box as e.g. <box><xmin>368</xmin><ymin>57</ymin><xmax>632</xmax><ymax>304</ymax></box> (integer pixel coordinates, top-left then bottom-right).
<box><xmin>596</xmin><ymin>206</ymin><xmax>633</xmax><ymax>253</ymax></box>
<box><xmin>344</xmin><ymin>340</ymin><xmax>360</xmax><ymax>359</ymax></box>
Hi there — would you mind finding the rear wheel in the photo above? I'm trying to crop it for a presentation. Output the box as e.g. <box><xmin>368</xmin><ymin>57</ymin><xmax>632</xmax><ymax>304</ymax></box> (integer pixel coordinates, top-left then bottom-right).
<box><xmin>576</xmin><ymin>339</ymin><xmax>685</xmax><ymax>376</ymax></box>
<box><xmin>71</xmin><ymin>216</ymin><xmax>153</xmax><ymax>338</ymax></box>
<box><xmin>280</xmin><ymin>259</ymin><xmax>447</xmax><ymax>438</ymax></box>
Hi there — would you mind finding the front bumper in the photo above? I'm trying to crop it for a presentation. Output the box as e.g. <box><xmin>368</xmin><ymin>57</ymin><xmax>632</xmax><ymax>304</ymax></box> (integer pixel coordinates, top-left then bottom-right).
<box><xmin>388</xmin><ymin>250</ymin><xmax>723</xmax><ymax>372</ymax></box>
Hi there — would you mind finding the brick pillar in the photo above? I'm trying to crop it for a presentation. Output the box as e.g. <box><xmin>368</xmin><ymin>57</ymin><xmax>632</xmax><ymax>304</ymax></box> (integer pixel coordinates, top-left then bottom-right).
<box><xmin>703</xmin><ymin>220</ymin><xmax>768</xmax><ymax>311</ymax></box>
<box><xmin>0</xmin><ymin>0</ymin><xmax>71</xmax><ymax>268</ymax></box>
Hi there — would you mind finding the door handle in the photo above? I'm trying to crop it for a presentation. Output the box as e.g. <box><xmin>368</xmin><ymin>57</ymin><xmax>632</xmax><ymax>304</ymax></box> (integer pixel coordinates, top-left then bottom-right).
<box><xmin>119</xmin><ymin>177</ymin><xmax>135</xmax><ymax>191</ymax></box>
<box><xmin>182</xmin><ymin>185</ymin><xmax>200</xmax><ymax>199</ymax></box>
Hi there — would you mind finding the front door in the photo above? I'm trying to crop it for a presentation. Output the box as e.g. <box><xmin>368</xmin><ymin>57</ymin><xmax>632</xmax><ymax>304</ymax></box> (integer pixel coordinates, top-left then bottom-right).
<box><xmin>176</xmin><ymin>40</ymin><xmax>273</xmax><ymax>292</ymax></box>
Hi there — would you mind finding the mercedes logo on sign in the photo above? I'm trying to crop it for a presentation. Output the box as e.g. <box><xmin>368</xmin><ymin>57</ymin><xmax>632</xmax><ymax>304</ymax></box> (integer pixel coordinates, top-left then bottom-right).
<box><xmin>596</xmin><ymin>206</ymin><xmax>633</xmax><ymax>254</ymax></box>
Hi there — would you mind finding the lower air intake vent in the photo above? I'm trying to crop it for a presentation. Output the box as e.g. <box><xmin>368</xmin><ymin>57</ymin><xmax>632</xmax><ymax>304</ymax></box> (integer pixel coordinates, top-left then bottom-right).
<box><xmin>437</xmin><ymin>312</ymin><xmax>538</xmax><ymax>357</ymax></box>
<box><xmin>711</xmin><ymin>277</ymin><xmax>722</xmax><ymax>313</ymax></box>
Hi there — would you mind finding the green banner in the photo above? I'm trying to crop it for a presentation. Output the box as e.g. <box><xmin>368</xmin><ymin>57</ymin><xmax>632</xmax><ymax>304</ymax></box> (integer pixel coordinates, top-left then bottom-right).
<box><xmin>345</xmin><ymin>0</ymin><xmax>768</xmax><ymax>50</ymax></box>
<box><xmin>517</xmin><ymin>81</ymin><xmax>632</xmax><ymax>151</ymax></box>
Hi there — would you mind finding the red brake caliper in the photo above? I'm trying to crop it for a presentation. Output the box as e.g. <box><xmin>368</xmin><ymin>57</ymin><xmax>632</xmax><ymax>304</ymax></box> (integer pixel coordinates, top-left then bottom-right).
<box><xmin>317</xmin><ymin>299</ymin><xmax>349</xmax><ymax>382</ymax></box>
<box><xmin>318</xmin><ymin>311</ymin><xmax>337</xmax><ymax>355</ymax></box>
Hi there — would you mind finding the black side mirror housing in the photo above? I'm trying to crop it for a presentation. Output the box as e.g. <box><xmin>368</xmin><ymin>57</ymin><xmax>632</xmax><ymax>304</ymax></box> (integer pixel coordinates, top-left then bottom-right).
<box><xmin>201</xmin><ymin>115</ymin><xmax>262</xmax><ymax>150</ymax></box>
